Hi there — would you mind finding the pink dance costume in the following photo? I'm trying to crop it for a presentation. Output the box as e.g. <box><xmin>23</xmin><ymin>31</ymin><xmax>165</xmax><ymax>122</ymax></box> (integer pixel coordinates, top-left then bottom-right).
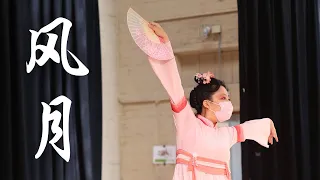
<box><xmin>146</xmin><ymin>41</ymin><xmax>272</xmax><ymax>180</ymax></box>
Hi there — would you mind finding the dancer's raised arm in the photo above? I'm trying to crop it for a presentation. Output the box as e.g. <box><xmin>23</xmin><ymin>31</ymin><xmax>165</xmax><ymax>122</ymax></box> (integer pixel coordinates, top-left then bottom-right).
<box><xmin>147</xmin><ymin>22</ymin><xmax>196</xmax><ymax>130</ymax></box>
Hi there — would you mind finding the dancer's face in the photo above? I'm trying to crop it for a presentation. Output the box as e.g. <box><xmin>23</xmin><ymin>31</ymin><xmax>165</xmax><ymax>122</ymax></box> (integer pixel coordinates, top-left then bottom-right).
<box><xmin>202</xmin><ymin>86</ymin><xmax>231</xmax><ymax>123</ymax></box>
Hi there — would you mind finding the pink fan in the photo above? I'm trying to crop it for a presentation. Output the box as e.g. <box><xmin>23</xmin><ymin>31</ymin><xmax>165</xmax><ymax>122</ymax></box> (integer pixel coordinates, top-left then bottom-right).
<box><xmin>127</xmin><ymin>8</ymin><xmax>174</xmax><ymax>60</ymax></box>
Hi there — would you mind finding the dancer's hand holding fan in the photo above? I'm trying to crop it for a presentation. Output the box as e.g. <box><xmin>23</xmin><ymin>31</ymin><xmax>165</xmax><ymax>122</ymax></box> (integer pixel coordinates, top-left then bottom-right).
<box><xmin>127</xmin><ymin>8</ymin><xmax>174</xmax><ymax>60</ymax></box>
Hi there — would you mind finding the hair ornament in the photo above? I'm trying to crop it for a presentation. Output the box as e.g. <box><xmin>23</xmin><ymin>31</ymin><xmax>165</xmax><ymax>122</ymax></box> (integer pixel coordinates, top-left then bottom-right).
<box><xmin>194</xmin><ymin>71</ymin><xmax>215</xmax><ymax>84</ymax></box>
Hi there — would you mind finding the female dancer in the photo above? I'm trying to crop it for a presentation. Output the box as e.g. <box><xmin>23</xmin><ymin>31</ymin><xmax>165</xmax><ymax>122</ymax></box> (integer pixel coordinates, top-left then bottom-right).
<box><xmin>146</xmin><ymin>22</ymin><xmax>278</xmax><ymax>180</ymax></box>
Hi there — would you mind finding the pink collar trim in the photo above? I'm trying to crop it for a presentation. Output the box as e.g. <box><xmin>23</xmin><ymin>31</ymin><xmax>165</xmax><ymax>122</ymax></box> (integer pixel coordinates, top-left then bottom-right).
<box><xmin>197</xmin><ymin>115</ymin><xmax>215</xmax><ymax>128</ymax></box>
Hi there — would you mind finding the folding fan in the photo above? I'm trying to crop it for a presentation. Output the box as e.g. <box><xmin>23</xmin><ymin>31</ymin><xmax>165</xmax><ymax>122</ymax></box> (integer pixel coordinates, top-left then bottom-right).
<box><xmin>127</xmin><ymin>8</ymin><xmax>174</xmax><ymax>60</ymax></box>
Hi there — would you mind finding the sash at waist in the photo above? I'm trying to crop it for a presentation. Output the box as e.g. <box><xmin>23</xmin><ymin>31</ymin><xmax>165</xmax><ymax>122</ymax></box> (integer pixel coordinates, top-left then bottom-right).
<box><xmin>176</xmin><ymin>149</ymin><xmax>231</xmax><ymax>180</ymax></box>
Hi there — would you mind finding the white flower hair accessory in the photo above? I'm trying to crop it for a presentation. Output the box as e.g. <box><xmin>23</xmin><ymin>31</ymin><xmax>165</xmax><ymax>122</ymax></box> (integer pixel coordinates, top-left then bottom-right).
<box><xmin>194</xmin><ymin>71</ymin><xmax>215</xmax><ymax>84</ymax></box>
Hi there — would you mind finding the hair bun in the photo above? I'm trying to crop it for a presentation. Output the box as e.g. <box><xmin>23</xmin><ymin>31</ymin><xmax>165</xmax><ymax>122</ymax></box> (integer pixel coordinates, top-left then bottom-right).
<box><xmin>189</xmin><ymin>89</ymin><xmax>200</xmax><ymax>109</ymax></box>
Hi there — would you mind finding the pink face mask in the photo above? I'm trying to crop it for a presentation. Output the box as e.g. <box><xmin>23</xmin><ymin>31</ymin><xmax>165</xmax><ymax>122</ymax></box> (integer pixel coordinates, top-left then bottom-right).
<box><xmin>208</xmin><ymin>101</ymin><xmax>233</xmax><ymax>122</ymax></box>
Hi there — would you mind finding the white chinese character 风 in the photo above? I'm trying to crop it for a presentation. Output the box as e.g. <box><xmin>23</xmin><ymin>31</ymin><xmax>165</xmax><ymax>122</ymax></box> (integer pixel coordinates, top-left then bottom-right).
<box><xmin>27</xmin><ymin>17</ymin><xmax>89</xmax><ymax>76</ymax></box>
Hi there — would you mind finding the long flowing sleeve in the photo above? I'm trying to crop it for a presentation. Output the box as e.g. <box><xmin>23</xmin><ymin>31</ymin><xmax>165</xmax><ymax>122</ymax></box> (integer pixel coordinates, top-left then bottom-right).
<box><xmin>147</xmin><ymin>41</ymin><xmax>196</xmax><ymax>130</ymax></box>
<box><xmin>229</xmin><ymin>118</ymin><xmax>271</xmax><ymax>148</ymax></box>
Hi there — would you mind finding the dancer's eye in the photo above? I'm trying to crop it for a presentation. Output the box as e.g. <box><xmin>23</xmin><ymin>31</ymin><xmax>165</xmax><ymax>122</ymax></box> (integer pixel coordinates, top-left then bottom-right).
<box><xmin>220</xmin><ymin>96</ymin><xmax>231</xmax><ymax>101</ymax></box>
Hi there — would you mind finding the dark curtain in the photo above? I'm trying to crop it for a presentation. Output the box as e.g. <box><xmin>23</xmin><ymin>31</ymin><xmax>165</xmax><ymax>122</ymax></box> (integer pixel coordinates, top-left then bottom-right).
<box><xmin>1</xmin><ymin>0</ymin><xmax>102</xmax><ymax>180</ymax></box>
<box><xmin>238</xmin><ymin>0</ymin><xmax>320</xmax><ymax>180</ymax></box>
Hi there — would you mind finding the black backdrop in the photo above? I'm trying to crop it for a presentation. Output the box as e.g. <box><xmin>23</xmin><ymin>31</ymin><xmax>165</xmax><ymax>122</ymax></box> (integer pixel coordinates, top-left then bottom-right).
<box><xmin>238</xmin><ymin>0</ymin><xmax>320</xmax><ymax>180</ymax></box>
<box><xmin>1</xmin><ymin>0</ymin><xmax>102</xmax><ymax>180</ymax></box>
